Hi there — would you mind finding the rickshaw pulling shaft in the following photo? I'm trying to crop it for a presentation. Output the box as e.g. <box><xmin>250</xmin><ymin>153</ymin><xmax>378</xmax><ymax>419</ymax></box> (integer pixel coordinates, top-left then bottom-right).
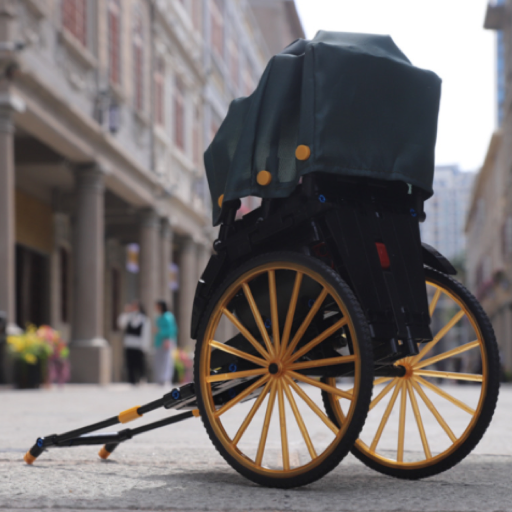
<box><xmin>24</xmin><ymin>383</ymin><xmax>197</xmax><ymax>464</ymax></box>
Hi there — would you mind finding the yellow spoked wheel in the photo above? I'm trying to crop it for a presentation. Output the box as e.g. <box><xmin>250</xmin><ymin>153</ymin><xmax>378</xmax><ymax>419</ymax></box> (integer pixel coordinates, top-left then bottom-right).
<box><xmin>194</xmin><ymin>252</ymin><xmax>374</xmax><ymax>488</ymax></box>
<box><xmin>323</xmin><ymin>267</ymin><xmax>500</xmax><ymax>479</ymax></box>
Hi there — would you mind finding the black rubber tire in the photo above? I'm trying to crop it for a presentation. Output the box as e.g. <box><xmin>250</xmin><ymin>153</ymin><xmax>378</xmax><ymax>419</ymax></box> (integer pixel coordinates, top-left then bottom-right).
<box><xmin>323</xmin><ymin>267</ymin><xmax>500</xmax><ymax>480</ymax></box>
<box><xmin>194</xmin><ymin>251</ymin><xmax>374</xmax><ymax>488</ymax></box>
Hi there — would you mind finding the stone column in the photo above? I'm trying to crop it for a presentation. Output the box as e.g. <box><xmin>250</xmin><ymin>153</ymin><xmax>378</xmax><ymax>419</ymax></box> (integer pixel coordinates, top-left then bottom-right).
<box><xmin>0</xmin><ymin>94</ymin><xmax>23</xmax><ymax>386</ymax></box>
<box><xmin>0</xmin><ymin>3</ymin><xmax>25</xmax><ymax>383</ymax></box>
<box><xmin>178</xmin><ymin>237</ymin><xmax>197</xmax><ymax>351</ymax></box>
<box><xmin>70</xmin><ymin>165</ymin><xmax>111</xmax><ymax>384</ymax></box>
<box><xmin>0</xmin><ymin>100</ymin><xmax>16</xmax><ymax>326</ymax></box>
<box><xmin>160</xmin><ymin>218</ymin><xmax>173</xmax><ymax>309</ymax></box>
<box><xmin>139</xmin><ymin>209</ymin><xmax>160</xmax><ymax>322</ymax></box>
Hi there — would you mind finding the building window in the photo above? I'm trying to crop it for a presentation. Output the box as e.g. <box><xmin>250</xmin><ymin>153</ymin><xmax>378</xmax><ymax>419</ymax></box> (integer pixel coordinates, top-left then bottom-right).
<box><xmin>59</xmin><ymin>247</ymin><xmax>69</xmax><ymax>323</ymax></box>
<box><xmin>210</xmin><ymin>0</ymin><xmax>224</xmax><ymax>58</ymax></box>
<box><xmin>111</xmin><ymin>268</ymin><xmax>121</xmax><ymax>331</ymax></box>
<box><xmin>62</xmin><ymin>0</ymin><xmax>87</xmax><ymax>46</ymax></box>
<box><xmin>108</xmin><ymin>0</ymin><xmax>121</xmax><ymax>86</ymax></box>
<box><xmin>229</xmin><ymin>40</ymin><xmax>239</xmax><ymax>91</ymax></box>
<box><xmin>177</xmin><ymin>0</ymin><xmax>201</xmax><ymax>31</ymax></box>
<box><xmin>503</xmin><ymin>216</ymin><xmax>512</xmax><ymax>258</ymax></box>
<box><xmin>193</xmin><ymin>105</ymin><xmax>201</xmax><ymax>166</ymax></box>
<box><xmin>243</xmin><ymin>68</ymin><xmax>254</xmax><ymax>97</ymax></box>
<box><xmin>210</xmin><ymin>116</ymin><xmax>220</xmax><ymax>141</ymax></box>
<box><xmin>174</xmin><ymin>76</ymin><xmax>185</xmax><ymax>151</ymax></box>
<box><xmin>133</xmin><ymin>4</ymin><xmax>145</xmax><ymax>112</ymax></box>
<box><xmin>192</xmin><ymin>0</ymin><xmax>202</xmax><ymax>32</ymax></box>
<box><xmin>497</xmin><ymin>30</ymin><xmax>505</xmax><ymax>126</ymax></box>
<box><xmin>154</xmin><ymin>56</ymin><xmax>165</xmax><ymax>127</ymax></box>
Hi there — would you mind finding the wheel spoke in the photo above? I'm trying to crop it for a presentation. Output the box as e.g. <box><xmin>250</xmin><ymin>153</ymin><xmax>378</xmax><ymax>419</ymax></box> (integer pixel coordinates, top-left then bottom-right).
<box><xmin>206</xmin><ymin>368</ymin><xmax>267</xmax><ymax>383</ymax></box>
<box><xmin>287</xmin><ymin>354</ymin><xmax>356</xmax><ymax>372</ymax></box>
<box><xmin>215</xmin><ymin>374</ymin><xmax>271</xmax><ymax>417</ymax></box>
<box><xmin>255</xmin><ymin>380</ymin><xmax>278</xmax><ymax>466</ymax></box>
<box><xmin>374</xmin><ymin>377</ymin><xmax>393</xmax><ymax>386</ymax></box>
<box><xmin>280</xmin><ymin>271</ymin><xmax>303</xmax><ymax>357</ymax></box>
<box><xmin>277</xmin><ymin>380</ymin><xmax>290</xmax><ymax>470</ymax></box>
<box><xmin>370</xmin><ymin>378</ymin><xmax>398</xmax><ymax>410</ymax></box>
<box><xmin>407</xmin><ymin>380</ymin><xmax>432</xmax><ymax>460</ymax></box>
<box><xmin>344</xmin><ymin>377</ymin><xmax>391</xmax><ymax>403</ymax></box>
<box><xmin>411</xmin><ymin>379</ymin><xmax>457</xmax><ymax>442</ymax></box>
<box><xmin>210</xmin><ymin>340</ymin><xmax>269</xmax><ymax>368</ymax></box>
<box><xmin>282</xmin><ymin>380</ymin><xmax>317</xmax><ymax>459</ymax></box>
<box><xmin>232</xmin><ymin>379</ymin><xmax>272</xmax><ymax>446</ymax></box>
<box><xmin>415</xmin><ymin>370</ymin><xmax>483</xmax><ymax>382</ymax></box>
<box><xmin>411</xmin><ymin>309</ymin><xmax>465</xmax><ymax>365</ymax></box>
<box><xmin>415</xmin><ymin>376</ymin><xmax>476</xmax><ymax>415</ymax></box>
<box><xmin>370</xmin><ymin>381</ymin><xmax>401</xmax><ymax>452</ymax></box>
<box><xmin>222</xmin><ymin>308</ymin><xmax>270</xmax><ymax>360</ymax></box>
<box><xmin>268</xmin><ymin>270</ymin><xmax>281</xmax><ymax>355</ymax></box>
<box><xmin>284</xmin><ymin>288</ymin><xmax>329</xmax><ymax>359</ymax></box>
<box><xmin>286</xmin><ymin>318</ymin><xmax>349</xmax><ymax>364</ymax></box>
<box><xmin>284</xmin><ymin>375</ymin><xmax>339</xmax><ymax>435</ymax></box>
<box><xmin>414</xmin><ymin>340</ymin><xmax>480</xmax><ymax>370</ymax></box>
<box><xmin>242</xmin><ymin>283</ymin><xmax>275</xmax><ymax>357</ymax></box>
<box><xmin>397</xmin><ymin>381</ymin><xmax>407</xmax><ymax>462</ymax></box>
<box><xmin>429</xmin><ymin>287</ymin><xmax>442</xmax><ymax>317</ymax></box>
<box><xmin>288</xmin><ymin>371</ymin><xmax>353</xmax><ymax>401</ymax></box>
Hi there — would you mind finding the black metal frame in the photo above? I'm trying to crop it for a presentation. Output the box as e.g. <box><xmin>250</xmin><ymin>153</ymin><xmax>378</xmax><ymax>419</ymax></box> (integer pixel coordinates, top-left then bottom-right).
<box><xmin>192</xmin><ymin>173</ymin><xmax>455</xmax><ymax>365</ymax></box>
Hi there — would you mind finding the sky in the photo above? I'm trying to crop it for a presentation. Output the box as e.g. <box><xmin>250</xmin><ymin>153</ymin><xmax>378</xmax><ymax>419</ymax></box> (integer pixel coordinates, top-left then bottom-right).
<box><xmin>294</xmin><ymin>0</ymin><xmax>496</xmax><ymax>172</ymax></box>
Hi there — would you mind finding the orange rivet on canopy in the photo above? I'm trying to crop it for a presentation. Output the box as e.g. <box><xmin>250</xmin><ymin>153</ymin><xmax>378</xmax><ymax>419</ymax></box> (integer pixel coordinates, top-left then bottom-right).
<box><xmin>257</xmin><ymin>170</ymin><xmax>272</xmax><ymax>186</ymax></box>
<box><xmin>295</xmin><ymin>145</ymin><xmax>311</xmax><ymax>161</ymax></box>
<box><xmin>218</xmin><ymin>194</ymin><xmax>224</xmax><ymax>208</ymax></box>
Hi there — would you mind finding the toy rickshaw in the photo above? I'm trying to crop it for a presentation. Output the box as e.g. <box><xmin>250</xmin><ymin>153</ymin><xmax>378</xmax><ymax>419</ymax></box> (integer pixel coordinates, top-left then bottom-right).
<box><xmin>24</xmin><ymin>32</ymin><xmax>500</xmax><ymax>489</ymax></box>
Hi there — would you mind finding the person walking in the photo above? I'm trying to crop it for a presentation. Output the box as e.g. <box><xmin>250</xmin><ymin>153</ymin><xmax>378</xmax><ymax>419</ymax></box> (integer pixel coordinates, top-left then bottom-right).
<box><xmin>153</xmin><ymin>300</ymin><xmax>178</xmax><ymax>386</ymax></box>
<box><xmin>118</xmin><ymin>301</ymin><xmax>151</xmax><ymax>385</ymax></box>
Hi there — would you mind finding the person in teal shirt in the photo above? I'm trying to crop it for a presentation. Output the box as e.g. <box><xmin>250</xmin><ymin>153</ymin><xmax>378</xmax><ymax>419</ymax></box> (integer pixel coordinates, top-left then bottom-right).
<box><xmin>153</xmin><ymin>300</ymin><xmax>178</xmax><ymax>385</ymax></box>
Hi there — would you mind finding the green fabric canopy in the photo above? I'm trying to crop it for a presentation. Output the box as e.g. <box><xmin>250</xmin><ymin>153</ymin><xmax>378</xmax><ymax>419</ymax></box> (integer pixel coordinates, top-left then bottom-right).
<box><xmin>205</xmin><ymin>31</ymin><xmax>442</xmax><ymax>226</ymax></box>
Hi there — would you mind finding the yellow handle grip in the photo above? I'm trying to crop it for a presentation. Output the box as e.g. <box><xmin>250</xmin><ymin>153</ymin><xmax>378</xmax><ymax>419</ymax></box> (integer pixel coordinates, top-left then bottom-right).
<box><xmin>118</xmin><ymin>406</ymin><xmax>142</xmax><ymax>424</ymax></box>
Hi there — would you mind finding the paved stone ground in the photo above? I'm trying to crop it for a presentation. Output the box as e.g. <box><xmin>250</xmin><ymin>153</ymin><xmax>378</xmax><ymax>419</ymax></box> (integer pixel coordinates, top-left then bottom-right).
<box><xmin>1</xmin><ymin>383</ymin><xmax>512</xmax><ymax>512</ymax></box>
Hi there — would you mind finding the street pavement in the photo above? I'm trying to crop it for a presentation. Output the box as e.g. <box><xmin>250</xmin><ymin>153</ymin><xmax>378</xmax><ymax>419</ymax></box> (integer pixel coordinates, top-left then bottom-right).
<box><xmin>1</xmin><ymin>383</ymin><xmax>512</xmax><ymax>512</ymax></box>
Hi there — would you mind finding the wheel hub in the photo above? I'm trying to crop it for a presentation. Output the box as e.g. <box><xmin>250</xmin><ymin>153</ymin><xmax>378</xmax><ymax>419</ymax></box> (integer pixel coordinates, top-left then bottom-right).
<box><xmin>268</xmin><ymin>362</ymin><xmax>280</xmax><ymax>375</ymax></box>
<box><xmin>396</xmin><ymin>362</ymin><xmax>414</xmax><ymax>379</ymax></box>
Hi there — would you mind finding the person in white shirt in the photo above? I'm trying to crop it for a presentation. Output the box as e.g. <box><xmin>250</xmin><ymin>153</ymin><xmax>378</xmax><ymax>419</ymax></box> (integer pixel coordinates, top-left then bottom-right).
<box><xmin>117</xmin><ymin>301</ymin><xmax>151</xmax><ymax>384</ymax></box>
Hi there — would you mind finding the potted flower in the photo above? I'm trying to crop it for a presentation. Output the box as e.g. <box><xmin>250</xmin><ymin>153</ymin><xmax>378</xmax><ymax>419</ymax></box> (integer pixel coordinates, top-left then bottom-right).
<box><xmin>37</xmin><ymin>326</ymin><xmax>70</xmax><ymax>386</ymax></box>
<box><xmin>7</xmin><ymin>325</ymin><xmax>52</xmax><ymax>388</ymax></box>
<box><xmin>173</xmin><ymin>348</ymin><xmax>193</xmax><ymax>384</ymax></box>
<box><xmin>7</xmin><ymin>325</ymin><xmax>70</xmax><ymax>388</ymax></box>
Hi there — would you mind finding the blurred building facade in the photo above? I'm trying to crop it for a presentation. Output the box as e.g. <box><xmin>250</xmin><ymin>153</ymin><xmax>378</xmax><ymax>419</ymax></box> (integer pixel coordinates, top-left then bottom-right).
<box><xmin>248</xmin><ymin>0</ymin><xmax>304</xmax><ymax>55</ymax></box>
<box><xmin>466</xmin><ymin>0</ymin><xmax>512</xmax><ymax>372</ymax></box>
<box><xmin>0</xmin><ymin>0</ymin><xmax>303</xmax><ymax>383</ymax></box>
<box><xmin>421</xmin><ymin>165</ymin><xmax>475</xmax><ymax>262</ymax></box>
